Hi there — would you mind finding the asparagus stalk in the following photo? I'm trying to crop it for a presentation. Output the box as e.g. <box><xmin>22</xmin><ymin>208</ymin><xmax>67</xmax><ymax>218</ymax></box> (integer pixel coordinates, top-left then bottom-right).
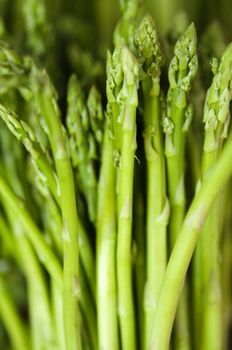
<box><xmin>116</xmin><ymin>45</ymin><xmax>139</xmax><ymax>350</ymax></box>
<box><xmin>13</xmin><ymin>229</ymin><xmax>56</xmax><ymax>350</ymax></box>
<box><xmin>134</xmin><ymin>14</ymin><xmax>169</xmax><ymax>348</ymax></box>
<box><xmin>149</xmin><ymin>127</ymin><xmax>232</xmax><ymax>350</ymax></box>
<box><xmin>96</xmin><ymin>123</ymin><xmax>119</xmax><ymax>350</ymax></box>
<box><xmin>221</xmin><ymin>181</ymin><xmax>232</xmax><ymax>349</ymax></box>
<box><xmin>198</xmin><ymin>43</ymin><xmax>232</xmax><ymax>350</ymax></box>
<box><xmin>21</xmin><ymin>0</ymin><xmax>48</xmax><ymax>56</ymax></box>
<box><xmin>0</xmin><ymin>274</ymin><xmax>30</xmax><ymax>350</ymax></box>
<box><xmin>133</xmin><ymin>158</ymin><xmax>146</xmax><ymax>349</ymax></box>
<box><xmin>67</xmin><ymin>75</ymin><xmax>99</xmax><ymax>225</ymax></box>
<box><xmin>163</xmin><ymin>23</ymin><xmax>198</xmax><ymax>350</ymax></box>
<box><xmin>114</xmin><ymin>0</ymin><xmax>139</xmax><ymax>47</ymax></box>
<box><xmin>31</xmin><ymin>67</ymin><xmax>82</xmax><ymax>350</ymax></box>
<box><xmin>165</xmin><ymin>23</ymin><xmax>198</xmax><ymax>250</ymax></box>
<box><xmin>0</xmin><ymin>174</ymin><xmax>62</xmax><ymax>287</ymax></box>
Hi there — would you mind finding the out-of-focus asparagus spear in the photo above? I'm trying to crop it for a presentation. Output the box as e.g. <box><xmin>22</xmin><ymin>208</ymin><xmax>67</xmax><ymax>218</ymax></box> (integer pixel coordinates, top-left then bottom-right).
<box><xmin>0</xmin><ymin>273</ymin><xmax>30</xmax><ymax>350</ymax></box>
<box><xmin>67</xmin><ymin>75</ymin><xmax>99</xmax><ymax>225</ymax></box>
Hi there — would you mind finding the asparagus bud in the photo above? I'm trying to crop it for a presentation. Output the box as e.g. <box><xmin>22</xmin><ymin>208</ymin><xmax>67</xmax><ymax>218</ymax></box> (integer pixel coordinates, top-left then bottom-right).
<box><xmin>169</xmin><ymin>23</ymin><xmax>198</xmax><ymax>95</ymax></box>
<box><xmin>0</xmin><ymin>104</ymin><xmax>58</xmax><ymax>202</ymax></box>
<box><xmin>203</xmin><ymin>43</ymin><xmax>232</xmax><ymax>152</ymax></box>
<box><xmin>135</xmin><ymin>13</ymin><xmax>164</xmax><ymax>95</ymax></box>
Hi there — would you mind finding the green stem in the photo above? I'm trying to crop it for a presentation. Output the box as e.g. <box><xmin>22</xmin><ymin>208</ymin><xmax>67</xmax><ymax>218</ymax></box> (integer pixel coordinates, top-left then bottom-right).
<box><xmin>0</xmin><ymin>174</ymin><xmax>62</xmax><ymax>288</ymax></box>
<box><xmin>97</xmin><ymin>128</ymin><xmax>119</xmax><ymax>349</ymax></box>
<box><xmin>149</xmin><ymin>133</ymin><xmax>232</xmax><ymax>350</ymax></box>
<box><xmin>79</xmin><ymin>265</ymin><xmax>97</xmax><ymax>350</ymax></box>
<box><xmin>165</xmin><ymin>91</ymin><xmax>191</xmax><ymax>350</ymax></box>
<box><xmin>51</xmin><ymin>280</ymin><xmax>66</xmax><ymax>350</ymax></box>
<box><xmin>2</xmin><ymin>208</ymin><xmax>57</xmax><ymax>350</ymax></box>
<box><xmin>34</xmin><ymin>71</ymin><xmax>81</xmax><ymax>350</ymax></box>
<box><xmin>79</xmin><ymin>220</ymin><xmax>96</xmax><ymax>303</ymax></box>
<box><xmin>133</xmin><ymin>161</ymin><xmax>145</xmax><ymax>350</ymax></box>
<box><xmin>199</xmin><ymin>147</ymin><xmax>222</xmax><ymax>350</ymax></box>
<box><xmin>143</xmin><ymin>88</ymin><xmax>168</xmax><ymax>349</ymax></box>
<box><xmin>0</xmin><ymin>275</ymin><xmax>30</xmax><ymax>350</ymax></box>
<box><xmin>117</xmin><ymin>103</ymin><xmax>137</xmax><ymax>350</ymax></box>
<box><xmin>221</xmin><ymin>183</ymin><xmax>232</xmax><ymax>349</ymax></box>
<box><xmin>166</xmin><ymin>91</ymin><xmax>186</xmax><ymax>249</ymax></box>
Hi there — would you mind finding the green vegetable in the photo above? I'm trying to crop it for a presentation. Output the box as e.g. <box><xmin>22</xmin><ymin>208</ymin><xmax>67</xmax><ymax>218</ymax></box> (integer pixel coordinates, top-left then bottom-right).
<box><xmin>0</xmin><ymin>1</ymin><xmax>232</xmax><ymax>350</ymax></box>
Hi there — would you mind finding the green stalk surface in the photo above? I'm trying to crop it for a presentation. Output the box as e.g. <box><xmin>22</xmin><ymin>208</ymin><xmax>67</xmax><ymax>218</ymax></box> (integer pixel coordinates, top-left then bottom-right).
<box><xmin>96</xmin><ymin>127</ymin><xmax>118</xmax><ymax>350</ymax></box>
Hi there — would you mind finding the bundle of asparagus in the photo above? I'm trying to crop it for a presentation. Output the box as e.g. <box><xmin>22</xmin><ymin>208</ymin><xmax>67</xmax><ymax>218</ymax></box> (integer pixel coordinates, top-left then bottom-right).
<box><xmin>0</xmin><ymin>1</ymin><xmax>231</xmax><ymax>349</ymax></box>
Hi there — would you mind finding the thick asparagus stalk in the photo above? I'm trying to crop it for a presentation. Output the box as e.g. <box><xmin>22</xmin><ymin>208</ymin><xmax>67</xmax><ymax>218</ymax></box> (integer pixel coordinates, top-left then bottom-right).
<box><xmin>164</xmin><ymin>23</ymin><xmax>198</xmax><ymax>350</ymax></box>
<box><xmin>96</xmin><ymin>122</ymin><xmax>119</xmax><ymax>350</ymax></box>
<box><xmin>116</xmin><ymin>46</ymin><xmax>139</xmax><ymax>350</ymax></box>
<box><xmin>134</xmin><ymin>14</ymin><xmax>169</xmax><ymax>348</ymax></box>
<box><xmin>31</xmin><ymin>67</ymin><xmax>82</xmax><ymax>350</ymax></box>
<box><xmin>149</xmin><ymin>127</ymin><xmax>232</xmax><ymax>350</ymax></box>
<box><xmin>197</xmin><ymin>43</ymin><xmax>232</xmax><ymax>350</ymax></box>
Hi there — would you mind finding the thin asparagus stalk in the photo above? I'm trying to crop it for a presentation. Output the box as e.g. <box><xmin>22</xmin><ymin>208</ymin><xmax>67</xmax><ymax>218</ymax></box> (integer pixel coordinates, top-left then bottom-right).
<box><xmin>51</xmin><ymin>280</ymin><xmax>66</xmax><ymax>350</ymax></box>
<box><xmin>78</xmin><ymin>221</ymin><xmax>96</xmax><ymax>303</ymax></box>
<box><xmin>197</xmin><ymin>43</ymin><xmax>232</xmax><ymax>350</ymax></box>
<box><xmin>116</xmin><ymin>46</ymin><xmax>139</xmax><ymax>350</ymax></box>
<box><xmin>0</xmin><ymin>174</ymin><xmax>62</xmax><ymax>288</ymax></box>
<box><xmin>106</xmin><ymin>47</ymin><xmax>124</xmax><ymax>208</ymax></box>
<box><xmin>114</xmin><ymin>0</ymin><xmax>139</xmax><ymax>47</ymax></box>
<box><xmin>79</xmin><ymin>264</ymin><xmax>97</xmax><ymax>350</ymax></box>
<box><xmin>221</xmin><ymin>181</ymin><xmax>232</xmax><ymax>349</ymax></box>
<box><xmin>165</xmin><ymin>23</ymin><xmax>198</xmax><ymax>250</ymax></box>
<box><xmin>31</xmin><ymin>67</ymin><xmax>82</xmax><ymax>350</ymax></box>
<box><xmin>133</xmin><ymin>160</ymin><xmax>145</xmax><ymax>349</ymax></box>
<box><xmin>96</xmin><ymin>123</ymin><xmax>118</xmax><ymax>350</ymax></box>
<box><xmin>1</xmin><ymin>99</ymin><xmax>96</xmax><ymax>307</ymax></box>
<box><xmin>67</xmin><ymin>76</ymin><xmax>98</xmax><ymax>304</ymax></box>
<box><xmin>0</xmin><ymin>274</ymin><xmax>30</xmax><ymax>350</ymax></box>
<box><xmin>134</xmin><ymin>14</ymin><xmax>169</xmax><ymax>348</ymax></box>
<box><xmin>164</xmin><ymin>23</ymin><xmax>198</xmax><ymax>350</ymax></box>
<box><xmin>3</xmin><ymin>210</ymin><xmax>57</xmax><ymax>350</ymax></box>
<box><xmin>149</xmin><ymin>129</ymin><xmax>232</xmax><ymax>350</ymax></box>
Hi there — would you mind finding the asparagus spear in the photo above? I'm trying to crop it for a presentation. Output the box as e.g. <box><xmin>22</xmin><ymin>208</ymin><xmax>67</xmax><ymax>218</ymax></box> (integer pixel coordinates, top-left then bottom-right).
<box><xmin>67</xmin><ymin>74</ymin><xmax>98</xmax><ymax>225</ymax></box>
<box><xmin>21</xmin><ymin>0</ymin><xmax>48</xmax><ymax>56</ymax></box>
<box><xmin>116</xmin><ymin>45</ymin><xmax>139</xmax><ymax>350</ymax></box>
<box><xmin>96</xmin><ymin>121</ymin><xmax>119</xmax><ymax>350</ymax></box>
<box><xmin>149</xmin><ymin>120</ymin><xmax>232</xmax><ymax>350</ymax></box>
<box><xmin>163</xmin><ymin>23</ymin><xmax>198</xmax><ymax>350</ymax></box>
<box><xmin>31</xmin><ymin>67</ymin><xmax>82</xmax><ymax>350</ymax></box>
<box><xmin>0</xmin><ymin>174</ymin><xmax>62</xmax><ymax>287</ymax></box>
<box><xmin>0</xmin><ymin>103</ymin><xmax>59</xmax><ymax>204</ymax></box>
<box><xmin>114</xmin><ymin>0</ymin><xmax>139</xmax><ymax>47</ymax></box>
<box><xmin>134</xmin><ymin>14</ymin><xmax>169</xmax><ymax>348</ymax></box>
<box><xmin>198</xmin><ymin>43</ymin><xmax>232</xmax><ymax>350</ymax></box>
<box><xmin>165</xmin><ymin>23</ymin><xmax>198</xmax><ymax>250</ymax></box>
<box><xmin>133</xmin><ymin>158</ymin><xmax>146</xmax><ymax>349</ymax></box>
